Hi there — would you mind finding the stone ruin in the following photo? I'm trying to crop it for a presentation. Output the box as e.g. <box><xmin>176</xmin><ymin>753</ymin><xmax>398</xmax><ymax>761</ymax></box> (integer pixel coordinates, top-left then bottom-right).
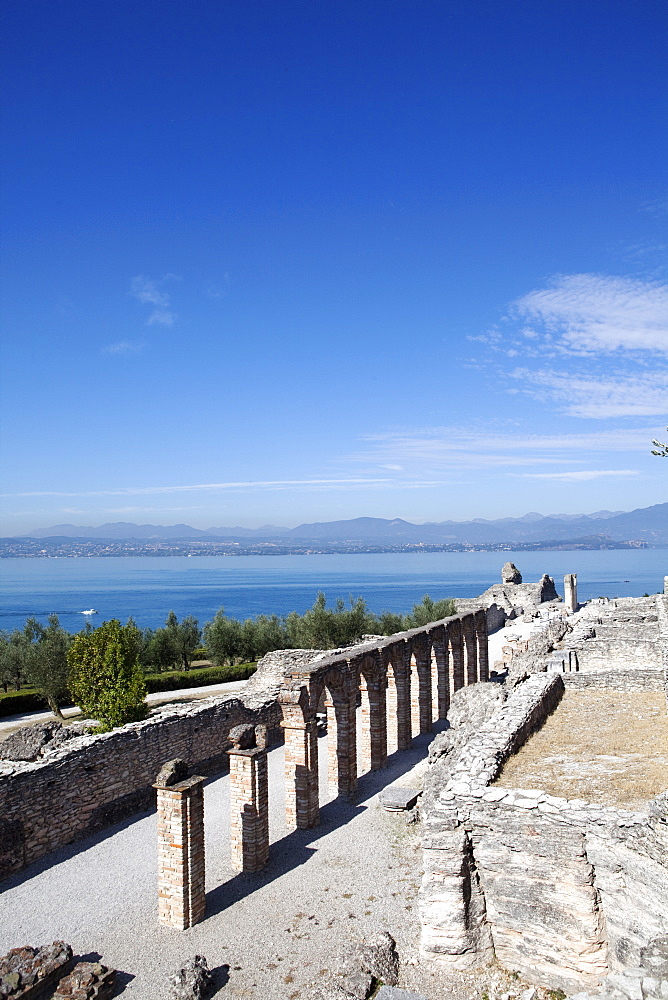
<box><xmin>1</xmin><ymin>566</ymin><xmax>666</xmax><ymax>999</ymax></box>
<box><xmin>418</xmin><ymin>583</ymin><xmax>668</xmax><ymax>997</ymax></box>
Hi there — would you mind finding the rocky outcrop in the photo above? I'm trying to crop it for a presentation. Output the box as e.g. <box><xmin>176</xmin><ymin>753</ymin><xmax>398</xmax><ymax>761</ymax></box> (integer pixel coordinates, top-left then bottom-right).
<box><xmin>307</xmin><ymin>932</ymin><xmax>400</xmax><ymax>999</ymax></box>
<box><xmin>0</xmin><ymin>722</ymin><xmax>94</xmax><ymax>763</ymax></box>
<box><xmin>456</xmin><ymin>572</ymin><xmax>561</xmax><ymax>631</ymax></box>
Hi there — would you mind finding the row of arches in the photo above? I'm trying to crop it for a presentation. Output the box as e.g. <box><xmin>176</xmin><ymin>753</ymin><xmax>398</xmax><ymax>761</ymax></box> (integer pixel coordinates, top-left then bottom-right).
<box><xmin>279</xmin><ymin>609</ymin><xmax>488</xmax><ymax>828</ymax></box>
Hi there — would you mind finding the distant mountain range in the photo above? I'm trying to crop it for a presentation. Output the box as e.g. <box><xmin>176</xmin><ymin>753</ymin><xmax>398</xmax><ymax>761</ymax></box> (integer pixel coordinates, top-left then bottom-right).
<box><xmin>19</xmin><ymin>502</ymin><xmax>668</xmax><ymax>545</ymax></box>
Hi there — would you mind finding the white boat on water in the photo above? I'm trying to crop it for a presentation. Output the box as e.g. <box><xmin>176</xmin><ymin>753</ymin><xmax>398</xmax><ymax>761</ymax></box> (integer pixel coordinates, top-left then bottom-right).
<box><xmin>80</xmin><ymin>609</ymin><xmax>98</xmax><ymax>615</ymax></box>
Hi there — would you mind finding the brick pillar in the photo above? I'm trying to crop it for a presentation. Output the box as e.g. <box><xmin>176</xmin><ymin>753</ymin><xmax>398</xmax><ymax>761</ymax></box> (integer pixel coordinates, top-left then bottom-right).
<box><xmin>432</xmin><ymin>640</ymin><xmax>450</xmax><ymax>719</ymax></box>
<box><xmin>448</xmin><ymin>620</ymin><xmax>465</xmax><ymax>694</ymax></box>
<box><xmin>474</xmin><ymin>609</ymin><xmax>489</xmax><ymax>682</ymax></box>
<box><xmin>155</xmin><ymin>775</ymin><xmax>206</xmax><ymax>930</ymax></box>
<box><xmin>282</xmin><ymin>718</ymin><xmax>319</xmax><ymax>830</ymax></box>
<box><xmin>564</xmin><ymin>573</ymin><xmax>578</xmax><ymax>613</ymax></box>
<box><xmin>463</xmin><ymin>615</ymin><xmax>478</xmax><ymax>685</ymax></box>
<box><xmin>228</xmin><ymin>746</ymin><xmax>269</xmax><ymax>873</ymax></box>
<box><xmin>326</xmin><ymin>689</ymin><xmax>357</xmax><ymax>798</ymax></box>
<box><xmin>386</xmin><ymin>666</ymin><xmax>399</xmax><ymax>754</ymax></box>
<box><xmin>414</xmin><ymin>645</ymin><xmax>432</xmax><ymax>735</ymax></box>
<box><xmin>359</xmin><ymin>675</ymin><xmax>387</xmax><ymax>772</ymax></box>
<box><xmin>385</xmin><ymin>645</ymin><xmax>412</xmax><ymax>751</ymax></box>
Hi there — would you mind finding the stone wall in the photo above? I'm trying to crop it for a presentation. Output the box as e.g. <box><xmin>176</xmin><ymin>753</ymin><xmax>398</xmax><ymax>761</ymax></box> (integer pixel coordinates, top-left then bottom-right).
<box><xmin>0</xmin><ymin>694</ymin><xmax>279</xmax><ymax>880</ymax></box>
<box><xmin>419</xmin><ymin>625</ymin><xmax>668</xmax><ymax>994</ymax></box>
<box><xmin>498</xmin><ymin>596</ymin><xmax>664</xmax><ymax>685</ymax></box>
<box><xmin>561</xmin><ymin>668</ymin><xmax>665</xmax><ymax>691</ymax></box>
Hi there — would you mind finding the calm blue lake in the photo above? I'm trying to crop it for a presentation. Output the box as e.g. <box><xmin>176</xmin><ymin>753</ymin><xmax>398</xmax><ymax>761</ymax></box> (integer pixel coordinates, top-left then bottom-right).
<box><xmin>0</xmin><ymin>550</ymin><xmax>665</xmax><ymax>634</ymax></box>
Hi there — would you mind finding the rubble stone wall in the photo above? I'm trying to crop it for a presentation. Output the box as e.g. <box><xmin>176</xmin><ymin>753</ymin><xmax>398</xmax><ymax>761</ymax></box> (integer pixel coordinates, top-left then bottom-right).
<box><xmin>561</xmin><ymin>668</ymin><xmax>665</xmax><ymax>691</ymax></box>
<box><xmin>420</xmin><ymin>603</ymin><xmax>668</xmax><ymax>994</ymax></box>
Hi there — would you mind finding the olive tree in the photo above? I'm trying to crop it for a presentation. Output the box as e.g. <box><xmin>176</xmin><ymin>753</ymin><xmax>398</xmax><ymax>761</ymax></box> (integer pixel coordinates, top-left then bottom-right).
<box><xmin>24</xmin><ymin>615</ymin><xmax>71</xmax><ymax>716</ymax></box>
<box><xmin>67</xmin><ymin>619</ymin><xmax>147</xmax><ymax>731</ymax></box>
<box><xmin>165</xmin><ymin>611</ymin><xmax>201</xmax><ymax>671</ymax></box>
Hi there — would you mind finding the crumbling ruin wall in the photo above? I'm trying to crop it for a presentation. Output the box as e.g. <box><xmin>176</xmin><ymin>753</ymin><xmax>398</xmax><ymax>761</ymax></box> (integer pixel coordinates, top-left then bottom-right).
<box><xmin>420</xmin><ymin>607</ymin><xmax>668</xmax><ymax>993</ymax></box>
<box><xmin>498</xmin><ymin>596</ymin><xmax>665</xmax><ymax>693</ymax></box>
<box><xmin>456</xmin><ymin>574</ymin><xmax>561</xmax><ymax>631</ymax></box>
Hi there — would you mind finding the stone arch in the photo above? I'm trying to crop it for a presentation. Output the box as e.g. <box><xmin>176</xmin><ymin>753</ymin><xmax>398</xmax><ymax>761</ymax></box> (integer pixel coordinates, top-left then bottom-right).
<box><xmin>316</xmin><ymin>664</ymin><xmax>358</xmax><ymax>800</ymax></box>
<box><xmin>447</xmin><ymin>618</ymin><xmax>465</xmax><ymax>695</ymax></box>
<box><xmin>355</xmin><ymin>652</ymin><xmax>387</xmax><ymax>774</ymax></box>
<box><xmin>429</xmin><ymin>623</ymin><xmax>449</xmax><ymax>721</ymax></box>
<box><xmin>462</xmin><ymin>613</ymin><xmax>478</xmax><ymax>685</ymax></box>
<box><xmin>408</xmin><ymin>634</ymin><xmax>432</xmax><ymax>736</ymax></box>
<box><xmin>280</xmin><ymin>683</ymin><xmax>319</xmax><ymax>829</ymax></box>
<box><xmin>474</xmin><ymin>609</ymin><xmax>489</xmax><ymax>682</ymax></box>
<box><xmin>383</xmin><ymin>642</ymin><xmax>411</xmax><ymax>753</ymax></box>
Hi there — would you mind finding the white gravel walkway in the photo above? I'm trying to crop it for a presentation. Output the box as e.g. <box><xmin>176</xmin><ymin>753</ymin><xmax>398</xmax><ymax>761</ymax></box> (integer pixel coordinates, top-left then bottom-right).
<box><xmin>0</xmin><ymin>725</ymin><xmax>436</xmax><ymax>1000</ymax></box>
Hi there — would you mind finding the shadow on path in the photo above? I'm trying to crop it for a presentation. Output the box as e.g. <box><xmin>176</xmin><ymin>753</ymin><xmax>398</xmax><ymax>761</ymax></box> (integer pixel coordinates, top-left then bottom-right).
<box><xmin>205</xmin><ymin>726</ymin><xmax>444</xmax><ymax>918</ymax></box>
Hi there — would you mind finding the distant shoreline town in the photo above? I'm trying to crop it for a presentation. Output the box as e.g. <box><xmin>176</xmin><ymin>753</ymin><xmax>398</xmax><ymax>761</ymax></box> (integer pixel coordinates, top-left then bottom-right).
<box><xmin>2</xmin><ymin>503</ymin><xmax>665</xmax><ymax>557</ymax></box>
<box><xmin>0</xmin><ymin>537</ymin><xmax>656</xmax><ymax>558</ymax></box>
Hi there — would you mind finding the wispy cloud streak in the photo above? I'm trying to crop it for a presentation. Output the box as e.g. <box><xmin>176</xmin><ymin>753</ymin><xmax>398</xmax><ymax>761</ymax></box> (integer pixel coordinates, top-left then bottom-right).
<box><xmin>130</xmin><ymin>275</ymin><xmax>176</xmax><ymax>326</ymax></box>
<box><xmin>1</xmin><ymin>478</ymin><xmax>444</xmax><ymax>499</ymax></box>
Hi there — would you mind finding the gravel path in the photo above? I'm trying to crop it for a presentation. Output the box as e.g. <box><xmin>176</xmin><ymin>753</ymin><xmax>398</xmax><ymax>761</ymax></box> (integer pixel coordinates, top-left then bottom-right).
<box><xmin>0</xmin><ymin>724</ymin><xmax>440</xmax><ymax>999</ymax></box>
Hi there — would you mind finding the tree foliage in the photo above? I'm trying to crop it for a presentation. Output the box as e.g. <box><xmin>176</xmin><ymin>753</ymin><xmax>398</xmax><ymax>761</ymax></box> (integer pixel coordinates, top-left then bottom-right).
<box><xmin>24</xmin><ymin>614</ymin><xmax>71</xmax><ymax>717</ymax></box>
<box><xmin>202</xmin><ymin>591</ymin><xmax>457</xmax><ymax>664</ymax></box>
<box><xmin>0</xmin><ymin>629</ymin><xmax>32</xmax><ymax>693</ymax></box>
<box><xmin>651</xmin><ymin>428</ymin><xmax>668</xmax><ymax>456</ymax></box>
<box><xmin>67</xmin><ymin>619</ymin><xmax>147</xmax><ymax>731</ymax></box>
<box><xmin>165</xmin><ymin>611</ymin><xmax>201</xmax><ymax>671</ymax></box>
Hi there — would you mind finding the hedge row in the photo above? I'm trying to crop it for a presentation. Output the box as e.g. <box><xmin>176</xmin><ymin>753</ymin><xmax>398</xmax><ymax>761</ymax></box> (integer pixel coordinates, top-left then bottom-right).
<box><xmin>143</xmin><ymin>661</ymin><xmax>257</xmax><ymax>693</ymax></box>
<box><xmin>0</xmin><ymin>689</ymin><xmax>56</xmax><ymax>717</ymax></box>
<box><xmin>0</xmin><ymin>662</ymin><xmax>257</xmax><ymax>717</ymax></box>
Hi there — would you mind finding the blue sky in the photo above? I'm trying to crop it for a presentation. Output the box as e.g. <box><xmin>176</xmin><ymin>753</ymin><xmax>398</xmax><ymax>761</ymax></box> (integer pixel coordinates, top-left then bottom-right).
<box><xmin>1</xmin><ymin>0</ymin><xmax>666</xmax><ymax>533</ymax></box>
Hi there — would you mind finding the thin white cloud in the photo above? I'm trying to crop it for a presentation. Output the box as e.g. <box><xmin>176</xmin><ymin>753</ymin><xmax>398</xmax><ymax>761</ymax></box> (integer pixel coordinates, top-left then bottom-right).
<box><xmin>517</xmin><ymin>470</ymin><xmax>640</xmax><ymax>482</ymax></box>
<box><xmin>102</xmin><ymin>339</ymin><xmax>147</xmax><ymax>355</ymax></box>
<box><xmin>1</xmin><ymin>477</ymin><xmax>444</xmax><ymax>499</ymax></box>
<box><xmin>511</xmin><ymin>273</ymin><xmax>668</xmax><ymax>355</ymax></box>
<box><xmin>130</xmin><ymin>275</ymin><xmax>176</xmax><ymax>326</ymax></box>
<box><xmin>357</xmin><ymin>424</ymin><xmax>659</xmax><ymax>461</ymax></box>
<box><xmin>510</xmin><ymin>368</ymin><xmax>668</xmax><ymax>418</ymax></box>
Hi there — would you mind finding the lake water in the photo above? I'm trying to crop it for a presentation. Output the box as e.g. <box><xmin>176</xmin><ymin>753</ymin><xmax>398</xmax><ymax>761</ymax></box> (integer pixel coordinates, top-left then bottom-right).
<box><xmin>1</xmin><ymin>550</ymin><xmax>666</xmax><ymax>633</ymax></box>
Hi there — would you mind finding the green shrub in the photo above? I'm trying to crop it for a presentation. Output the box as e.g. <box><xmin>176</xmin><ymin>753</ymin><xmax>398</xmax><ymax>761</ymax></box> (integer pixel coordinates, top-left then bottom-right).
<box><xmin>68</xmin><ymin>619</ymin><xmax>148</xmax><ymax>732</ymax></box>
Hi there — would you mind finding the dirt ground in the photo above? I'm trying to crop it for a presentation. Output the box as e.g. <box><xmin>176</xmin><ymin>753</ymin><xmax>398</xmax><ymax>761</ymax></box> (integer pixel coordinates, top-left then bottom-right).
<box><xmin>498</xmin><ymin>688</ymin><xmax>668</xmax><ymax>810</ymax></box>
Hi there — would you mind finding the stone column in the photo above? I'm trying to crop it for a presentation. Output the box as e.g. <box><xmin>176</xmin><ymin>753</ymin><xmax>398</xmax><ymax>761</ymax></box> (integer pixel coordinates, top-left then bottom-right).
<box><xmin>326</xmin><ymin>685</ymin><xmax>357</xmax><ymax>799</ymax></box>
<box><xmin>474</xmin><ymin>609</ymin><xmax>489</xmax><ymax>682</ymax></box>
<box><xmin>448</xmin><ymin>620</ymin><xmax>465</xmax><ymax>694</ymax></box>
<box><xmin>359</xmin><ymin>672</ymin><xmax>387</xmax><ymax>773</ymax></box>
<box><xmin>431</xmin><ymin>638</ymin><xmax>449</xmax><ymax>720</ymax></box>
<box><xmin>282</xmin><ymin>716</ymin><xmax>319</xmax><ymax>830</ymax></box>
<box><xmin>412</xmin><ymin>643</ymin><xmax>433</xmax><ymax>735</ymax></box>
<box><xmin>463</xmin><ymin>615</ymin><xmax>478</xmax><ymax>685</ymax></box>
<box><xmin>228</xmin><ymin>725</ymin><xmax>269</xmax><ymax>873</ymax></box>
<box><xmin>155</xmin><ymin>761</ymin><xmax>206</xmax><ymax>930</ymax></box>
<box><xmin>564</xmin><ymin>574</ymin><xmax>578</xmax><ymax>613</ymax></box>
